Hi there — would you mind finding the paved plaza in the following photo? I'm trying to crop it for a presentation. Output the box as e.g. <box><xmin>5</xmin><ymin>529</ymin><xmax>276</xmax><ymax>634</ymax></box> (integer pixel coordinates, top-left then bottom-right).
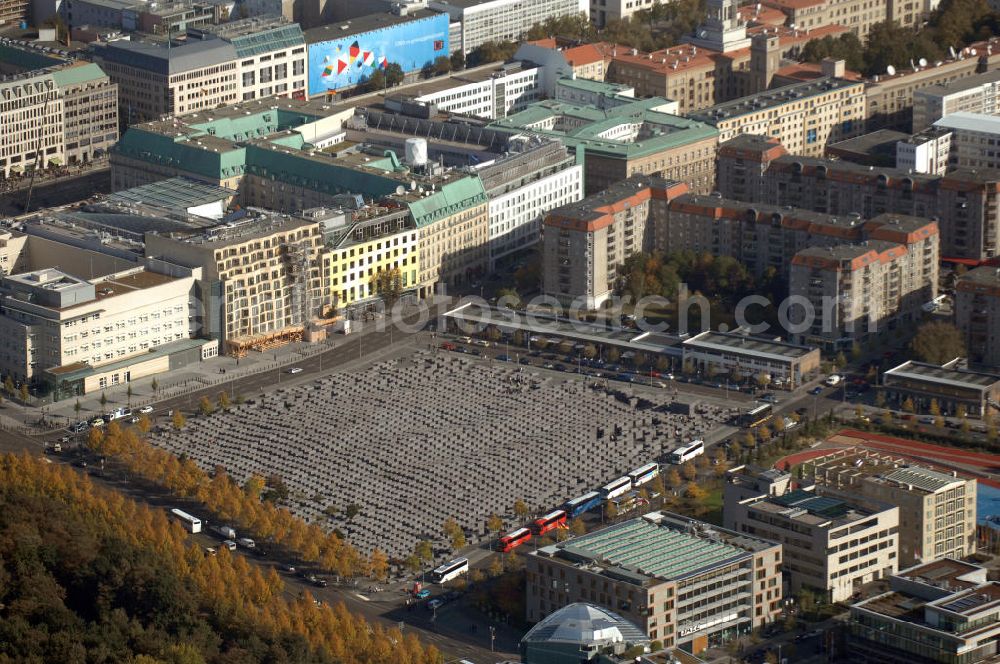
<box><xmin>149</xmin><ymin>351</ymin><xmax>734</xmax><ymax>558</ymax></box>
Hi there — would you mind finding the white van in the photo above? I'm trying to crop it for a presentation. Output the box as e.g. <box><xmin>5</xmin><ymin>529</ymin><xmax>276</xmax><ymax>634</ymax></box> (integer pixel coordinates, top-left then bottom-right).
<box><xmin>824</xmin><ymin>375</ymin><xmax>842</xmax><ymax>387</ymax></box>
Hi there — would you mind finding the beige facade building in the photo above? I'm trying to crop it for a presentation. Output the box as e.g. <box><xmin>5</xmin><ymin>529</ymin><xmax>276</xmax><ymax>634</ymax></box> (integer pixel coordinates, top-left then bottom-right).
<box><xmin>93</xmin><ymin>17</ymin><xmax>306</xmax><ymax>125</ymax></box>
<box><xmin>725</xmin><ymin>466</ymin><xmax>900</xmax><ymax>603</ymax></box>
<box><xmin>865</xmin><ymin>39</ymin><xmax>1000</xmax><ymax>131</ymax></box>
<box><xmin>807</xmin><ymin>449</ymin><xmax>978</xmax><ymax>568</ymax></box>
<box><xmin>762</xmin><ymin>0</ymin><xmax>900</xmax><ymax>38</ymax></box>
<box><xmin>690</xmin><ymin>74</ymin><xmax>865</xmax><ymax>158</ymax></box>
<box><xmin>0</xmin><ymin>44</ymin><xmax>118</xmax><ymax>178</ymax></box>
<box><xmin>145</xmin><ymin>215</ymin><xmax>325</xmax><ymax>355</ymax></box>
<box><xmin>526</xmin><ymin>512</ymin><xmax>783</xmax><ymax>655</ymax></box>
<box><xmin>955</xmin><ymin>265</ymin><xmax>1000</xmax><ymax>370</ymax></box>
<box><xmin>542</xmin><ymin>176</ymin><xmax>688</xmax><ymax>308</ymax></box>
<box><xmin>789</xmin><ymin>228</ymin><xmax>939</xmax><ymax>349</ymax></box>
<box><xmin>0</xmin><ymin>266</ymin><xmax>198</xmax><ymax>389</ymax></box>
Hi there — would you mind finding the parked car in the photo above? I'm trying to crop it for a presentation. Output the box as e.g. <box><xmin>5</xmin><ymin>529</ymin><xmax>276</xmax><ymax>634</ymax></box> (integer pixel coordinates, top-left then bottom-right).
<box><xmin>809</xmin><ymin>386</ymin><xmax>824</xmax><ymax>395</ymax></box>
<box><xmin>919</xmin><ymin>415</ymin><xmax>937</xmax><ymax>425</ymax></box>
<box><xmin>414</xmin><ymin>589</ymin><xmax>431</xmax><ymax>599</ymax></box>
<box><xmin>138</xmin><ymin>405</ymin><xmax>154</xmax><ymax>414</ymax></box>
<box><xmin>89</xmin><ymin>417</ymin><xmax>105</xmax><ymax>428</ymax></box>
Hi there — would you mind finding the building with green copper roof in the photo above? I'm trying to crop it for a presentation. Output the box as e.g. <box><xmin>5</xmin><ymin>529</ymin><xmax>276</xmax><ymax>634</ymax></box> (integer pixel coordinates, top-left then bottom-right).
<box><xmin>0</xmin><ymin>43</ymin><xmax>118</xmax><ymax>178</ymax></box>
<box><xmin>526</xmin><ymin>511</ymin><xmax>782</xmax><ymax>653</ymax></box>
<box><xmin>490</xmin><ymin>96</ymin><xmax>718</xmax><ymax>193</ymax></box>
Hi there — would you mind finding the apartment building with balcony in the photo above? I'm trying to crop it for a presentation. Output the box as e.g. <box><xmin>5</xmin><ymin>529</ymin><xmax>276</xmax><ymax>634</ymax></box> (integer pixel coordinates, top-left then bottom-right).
<box><xmin>789</xmin><ymin>237</ymin><xmax>938</xmax><ymax>350</ymax></box>
<box><xmin>715</xmin><ymin>135</ymin><xmax>1000</xmax><ymax>261</ymax></box>
<box><xmin>541</xmin><ymin>176</ymin><xmax>689</xmax><ymax>308</ymax></box>
<box><xmin>955</xmin><ymin>265</ymin><xmax>1000</xmax><ymax>370</ymax></box>
<box><xmin>526</xmin><ymin>511</ymin><xmax>783</xmax><ymax>655</ymax></box>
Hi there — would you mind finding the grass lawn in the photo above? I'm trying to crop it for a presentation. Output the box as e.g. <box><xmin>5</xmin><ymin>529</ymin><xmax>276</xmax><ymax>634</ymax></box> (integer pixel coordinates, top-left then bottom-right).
<box><xmin>701</xmin><ymin>486</ymin><xmax>724</xmax><ymax>526</ymax></box>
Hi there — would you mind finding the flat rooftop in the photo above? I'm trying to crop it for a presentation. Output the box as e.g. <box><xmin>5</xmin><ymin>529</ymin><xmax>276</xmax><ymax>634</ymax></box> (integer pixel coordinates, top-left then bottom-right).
<box><xmin>884</xmin><ymin>360</ymin><xmax>1000</xmax><ymax>391</ymax></box>
<box><xmin>105</xmin><ymin>177</ymin><xmax>234</xmax><ymax>212</ymax></box>
<box><xmin>828</xmin><ymin>129</ymin><xmax>910</xmax><ymax>156</ymax></box>
<box><xmin>917</xmin><ymin>68</ymin><xmax>1000</xmax><ymax>97</ymax></box>
<box><xmin>683</xmin><ymin>331</ymin><xmax>816</xmax><ymax>361</ymax></box>
<box><xmin>689</xmin><ymin>76</ymin><xmax>861</xmax><ymax>124</ymax></box>
<box><xmin>547</xmin><ymin>176</ymin><xmax>680</xmax><ymax>224</ymax></box>
<box><xmin>897</xmin><ymin>558</ymin><xmax>985</xmax><ymax>591</ymax></box>
<box><xmin>879</xmin><ymin>466</ymin><xmax>963</xmax><ymax>493</ymax></box>
<box><xmin>959</xmin><ymin>264</ymin><xmax>1000</xmax><ymax>287</ymax></box>
<box><xmin>934</xmin><ymin>111</ymin><xmax>1000</xmax><ymax>134</ymax></box>
<box><xmin>304</xmin><ymin>9</ymin><xmax>442</xmax><ymax>44</ymax></box>
<box><xmin>539</xmin><ymin>512</ymin><xmax>773</xmax><ymax>585</ymax></box>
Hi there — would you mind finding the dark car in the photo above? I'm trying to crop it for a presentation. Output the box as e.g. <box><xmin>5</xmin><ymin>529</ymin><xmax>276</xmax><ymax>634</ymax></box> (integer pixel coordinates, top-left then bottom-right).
<box><xmin>809</xmin><ymin>386</ymin><xmax>824</xmax><ymax>395</ymax></box>
<box><xmin>496</xmin><ymin>354</ymin><xmax>511</xmax><ymax>362</ymax></box>
<box><xmin>519</xmin><ymin>357</ymin><xmax>531</xmax><ymax>365</ymax></box>
<box><xmin>311</xmin><ymin>576</ymin><xmax>329</xmax><ymax>588</ymax></box>
<box><xmin>760</xmin><ymin>394</ymin><xmax>779</xmax><ymax>404</ymax></box>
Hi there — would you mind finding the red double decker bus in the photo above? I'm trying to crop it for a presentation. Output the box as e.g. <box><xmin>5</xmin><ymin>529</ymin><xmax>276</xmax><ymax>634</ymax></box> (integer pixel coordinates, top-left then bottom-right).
<box><xmin>498</xmin><ymin>527</ymin><xmax>532</xmax><ymax>552</ymax></box>
<box><xmin>532</xmin><ymin>510</ymin><xmax>567</xmax><ymax>535</ymax></box>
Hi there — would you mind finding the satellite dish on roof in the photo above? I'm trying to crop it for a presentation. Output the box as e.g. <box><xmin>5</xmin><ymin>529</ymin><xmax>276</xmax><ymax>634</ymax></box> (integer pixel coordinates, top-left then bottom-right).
<box><xmin>699</xmin><ymin>30</ymin><xmax>708</xmax><ymax>38</ymax></box>
<box><xmin>919</xmin><ymin>57</ymin><xmax>928</xmax><ymax>67</ymax></box>
<box><xmin>886</xmin><ymin>65</ymin><xmax>896</xmax><ymax>76</ymax></box>
<box><xmin>970</xmin><ymin>48</ymin><xmax>978</xmax><ymax>56</ymax></box>
<box><xmin>949</xmin><ymin>45</ymin><xmax>958</xmax><ymax>58</ymax></box>
<box><xmin>395</xmin><ymin>185</ymin><xmax>405</xmax><ymax>195</ymax></box>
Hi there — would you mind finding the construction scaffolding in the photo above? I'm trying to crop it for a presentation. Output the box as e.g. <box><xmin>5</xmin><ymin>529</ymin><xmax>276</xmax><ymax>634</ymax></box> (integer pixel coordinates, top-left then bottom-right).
<box><xmin>226</xmin><ymin>326</ymin><xmax>304</xmax><ymax>358</ymax></box>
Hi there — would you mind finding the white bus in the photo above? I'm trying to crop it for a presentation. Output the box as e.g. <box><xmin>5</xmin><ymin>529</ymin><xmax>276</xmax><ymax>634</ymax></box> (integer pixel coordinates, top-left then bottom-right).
<box><xmin>430</xmin><ymin>558</ymin><xmax>469</xmax><ymax>584</ymax></box>
<box><xmin>600</xmin><ymin>476</ymin><xmax>632</xmax><ymax>500</ymax></box>
<box><xmin>170</xmin><ymin>508</ymin><xmax>202</xmax><ymax>533</ymax></box>
<box><xmin>667</xmin><ymin>440</ymin><xmax>705</xmax><ymax>465</ymax></box>
<box><xmin>628</xmin><ymin>462</ymin><xmax>660</xmax><ymax>487</ymax></box>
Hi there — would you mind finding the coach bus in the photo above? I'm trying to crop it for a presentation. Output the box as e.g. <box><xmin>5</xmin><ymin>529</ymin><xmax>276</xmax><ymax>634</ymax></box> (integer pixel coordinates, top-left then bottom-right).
<box><xmin>430</xmin><ymin>558</ymin><xmax>469</xmax><ymax>584</ymax></box>
<box><xmin>628</xmin><ymin>462</ymin><xmax>660</xmax><ymax>487</ymax></box>
<box><xmin>667</xmin><ymin>440</ymin><xmax>705</xmax><ymax>465</ymax></box>
<box><xmin>563</xmin><ymin>491</ymin><xmax>602</xmax><ymax>518</ymax></box>
<box><xmin>532</xmin><ymin>510</ymin><xmax>568</xmax><ymax>535</ymax></box>
<box><xmin>170</xmin><ymin>508</ymin><xmax>202</xmax><ymax>533</ymax></box>
<box><xmin>739</xmin><ymin>402</ymin><xmax>773</xmax><ymax>428</ymax></box>
<box><xmin>498</xmin><ymin>528</ymin><xmax>532</xmax><ymax>552</ymax></box>
<box><xmin>600</xmin><ymin>476</ymin><xmax>632</xmax><ymax>500</ymax></box>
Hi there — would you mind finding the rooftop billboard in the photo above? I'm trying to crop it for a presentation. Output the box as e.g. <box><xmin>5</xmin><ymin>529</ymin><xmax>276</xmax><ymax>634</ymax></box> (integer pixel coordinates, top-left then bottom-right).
<box><xmin>307</xmin><ymin>13</ymin><xmax>449</xmax><ymax>97</ymax></box>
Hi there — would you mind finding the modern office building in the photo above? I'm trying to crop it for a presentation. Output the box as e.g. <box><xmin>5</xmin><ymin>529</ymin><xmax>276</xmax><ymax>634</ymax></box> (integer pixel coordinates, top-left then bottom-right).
<box><xmin>526</xmin><ymin>511</ymin><xmax>783</xmax><ymax>654</ymax></box>
<box><xmin>807</xmin><ymin>449</ymin><xmax>978</xmax><ymax>568</ymax></box>
<box><xmin>92</xmin><ymin>16</ymin><xmax>306</xmax><ymax>124</ymax></box>
<box><xmin>932</xmin><ymin>112</ymin><xmax>1000</xmax><ymax>171</ymax></box>
<box><xmin>410</xmin><ymin>61</ymin><xmax>543</xmax><ymax>120</ymax></box>
<box><xmin>520</xmin><ymin>603</ymin><xmax>651</xmax><ymax>664</ymax></box>
<box><xmin>882</xmin><ymin>360</ymin><xmax>1000</xmax><ymax>418</ymax></box>
<box><xmin>491</xmin><ymin>97</ymin><xmax>718</xmax><ymax>194</ymax></box>
<box><xmin>427</xmin><ymin>0</ymin><xmax>586</xmax><ymax>54</ymax></box>
<box><xmin>715</xmin><ymin>135</ymin><xmax>1000</xmax><ymax>261</ymax></box>
<box><xmin>0</xmin><ymin>43</ymin><xmax>118</xmax><ymax>178</ymax></box>
<box><xmin>849</xmin><ymin>559</ymin><xmax>1000</xmax><ymax>664</ymax></box>
<box><xmin>0</xmin><ymin>265</ymin><xmax>203</xmax><ymax>394</ymax></box>
<box><xmin>542</xmin><ymin>176</ymin><xmax>687</xmax><ymax>308</ymax></box>
<box><xmin>912</xmin><ymin>69</ymin><xmax>1000</xmax><ymax>132</ymax></box>
<box><xmin>477</xmin><ymin>137</ymin><xmax>583</xmax><ymax>266</ymax></box>
<box><xmin>725</xmin><ymin>466</ymin><xmax>900</xmax><ymax>603</ymax></box>
<box><xmin>955</xmin><ymin>265</ymin><xmax>1000</xmax><ymax>370</ymax></box>
<box><xmin>681</xmin><ymin>332</ymin><xmax>822</xmax><ymax>388</ymax></box>
<box><xmin>896</xmin><ymin>127</ymin><xmax>952</xmax><ymax>175</ymax></box>
<box><xmin>688</xmin><ymin>76</ymin><xmax>866</xmax><ymax>158</ymax></box>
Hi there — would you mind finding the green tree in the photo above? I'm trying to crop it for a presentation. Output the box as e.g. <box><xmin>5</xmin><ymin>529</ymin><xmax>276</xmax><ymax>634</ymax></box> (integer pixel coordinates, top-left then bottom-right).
<box><xmin>929</xmin><ymin>399</ymin><xmax>941</xmax><ymax>417</ymax></box>
<box><xmin>414</xmin><ymin>540</ymin><xmax>433</xmax><ymax>564</ymax></box>
<box><xmin>345</xmin><ymin>504</ymin><xmax>361</xmax><ymax>519</ymax></box>
<box><xmin>902</xmin><ymin>397</ymin><xmax>916</xmax><ymax>413</ymax></box>
<box><xmin>910</xmin><ymin>321</ymin><xmax>966</xmax><ymax>364</ymax></box>
<box><xmin>450</xmin><ymin>50</ymin><xmax>465</xmax><ymax>70</ymax></box>
<box><xmin>385</xmin><ymin>62</ymin><xmax>405</xmax><ymax>87</ymax></box>
<box><xmin>172</xmin><ymin>409</ymin><xmax>186</xmax><ymax>430</ymax></box>
<box><xmin>3</xmin><ymin>376</ymin><xmax>14</xmax><ymax>398</ymax></box>
<box><xmin>495</xmin><ymin>287</ymin><xmax>521</xmax><ymax>309</ymax></box>
<box><xmin>487</xmin><ymin>513</ymin><xmax>503</xmax><ymax>537</ymax></box>
<box><xmin>433</xmin><ymin>55</ymin><xmax>451</xmax><ymax>76</ymax></box>
<box><xmin>514</xmin><ymin>499</ymin><xmax>529</xmax><ymax>520</ymax></box>
<box><xmin>218</xmin><ymin>391</ymin><xmax>231</xmax><ymax>411</ymax></box>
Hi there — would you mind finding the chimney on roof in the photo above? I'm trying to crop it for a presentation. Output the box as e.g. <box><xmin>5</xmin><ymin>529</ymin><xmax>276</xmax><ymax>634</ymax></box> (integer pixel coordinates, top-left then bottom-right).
<box><xmin>821</xmin><ymin>58</ymin><xmax>845</xmax><ymax>78</ymax></box>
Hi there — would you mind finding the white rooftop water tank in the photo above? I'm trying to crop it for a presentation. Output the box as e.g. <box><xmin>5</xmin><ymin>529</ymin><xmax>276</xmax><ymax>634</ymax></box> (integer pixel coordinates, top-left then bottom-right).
<box><xmin>405</xmin><ymin>137</ymin><xmax>428</xmax><ymax>167</ymax></box>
